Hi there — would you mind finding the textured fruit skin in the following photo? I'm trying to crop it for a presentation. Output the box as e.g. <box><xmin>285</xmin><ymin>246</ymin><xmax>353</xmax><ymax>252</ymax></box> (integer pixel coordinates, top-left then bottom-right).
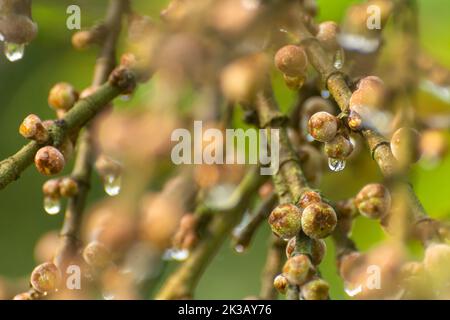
<box><xmin>273</xmin><ymin>274</ymin><xmax>288</xmax><ymax>294</ymax></box>
<box><xmin>301</xmin><ymin>202</ymin><xmax>337</xmax><ymax>239</ymax></box>
<box><xmin>354</xmin><ymin>183</ymin><xmax>391</xmax><ymax>219</ymax></box>
<box><xmin>282</xmin><ymin>254</ymin><xmax>313</xmax><ymax>285</ymax></box>
<box><xmin>324</xmin><ymin>135</ymin><xmax>353</xmax><ymax>159</ymax></box>
<box><xmin>268</xmin><ymin>204</ymin><xmax>303</xmax><ymax>240</ymax></box>
<box><xmin>390</xmin><ymin>127</ymin><xmax>421</xmax><ymax>164</ymax></box>
<box><xmin>308</xmin><ymin>112</ymin><xmax>338</xmax><ymax>143</ymax></box>
<box><xmin>30</xmin><ymin>262</ymin><xmax>61</xmax><ymax>293</ymax></box>
<box><xmin>34</xmin><ymin>146</ymin><xmax>66</xmax><ymax>176</ymax></box>
<box><xmin>301</xmin><ymin>278</ymin><xmax>330</xmax><ymax>300</ymax></box>
<box><xmin>48</xmin><ymin>82</ymin><xmax>78</xmax><ymax>111</ymax></box>
<box><xmin>298</xmin><ymin>191</ymin><xmax>322</xmax><ymax>209</ymax></box>
<box><xmin>274</xmin><ymin>45</ymin><xmax>308</xmax><ymax>77</ymax></box>
<box><xmin>42</xmin><ymin>179</ymin><xmax>60</xmax><ymax>198</ymax></box>
<box><xmin>19</xmin><ymin>114</ymin><xmax>49</xmax><ymax>143</ymax></box>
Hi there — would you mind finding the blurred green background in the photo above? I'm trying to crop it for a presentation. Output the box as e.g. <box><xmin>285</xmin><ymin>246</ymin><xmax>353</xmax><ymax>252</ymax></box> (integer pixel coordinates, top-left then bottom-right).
<box><xmin>0</xmin><ymin>0</ymin><xmax>449</xmax><ymax>299</ymax></box>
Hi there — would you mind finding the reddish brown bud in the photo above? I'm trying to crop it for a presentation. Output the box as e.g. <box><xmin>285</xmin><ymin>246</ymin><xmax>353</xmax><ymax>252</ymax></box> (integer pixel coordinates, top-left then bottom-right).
<box><xmin>19</xmin><ymin>114</ymin><xmax>48</xmax><ymax>143</ymax></box>
<box><xmin>42</xmin><ymin>179</ymin><xmax>60</xmax><ymax>198</ymax></box>
<box><xmin>83</xmin><ymin>241</ymin><xmax>112</xmax><ymax>269</ymax></box>
<box><xmin>316</xmin><ymin>21</ymin><xmax>340</xmax><ymax>52</ymax></box>
<box><xmin>275</xmin><ymin>45</ymin><xmax>308</xmax><ymax>77</ymax></box>
<box><xmin>34</xmin><ymin>146</ymin><xmax>65</xmax><ymax>176</ymax></box>
<box><xmin>308</xmin><ymin>112</ymin><xmax>339</xmax><ymax>142</ymax></box>
<box><xmin>324</xmin><ymin>135</ymin><xmax>354</xmax><ymax>159</ymax></box>
<box><xmin>273</xmin><ymin>274</ymin><xmax>288</xmax><ymax>295</ymax></box>
<box><xmin>298</xmin><ymin>191</ymin><xmax>322</xmax><ymax>209</ymax></box>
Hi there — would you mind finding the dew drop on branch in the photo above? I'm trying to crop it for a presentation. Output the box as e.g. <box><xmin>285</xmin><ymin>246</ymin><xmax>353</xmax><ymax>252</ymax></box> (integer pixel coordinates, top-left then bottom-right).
<box><xmin>328</xmin><ymin>158</ymin><xmax>346</xmax><ymax>172</ymax></box>
<box><xmin>44</xmin><ymin>197</ymin><xmax>61</xmax><ymax>215</ymax></box>
<box><xmin>4</xmin><ymin>43</ymin><xmax>25</xmax><ymax>62</ymax></box>
<box><xmin>103</xmin><ymin>173</ymin><xmax>122</xmax><ymax>196</ymax></box>
<box><xmin>163</xmin><ymin>248</ymin><xmax>190</xmax><ymax>261</ymax></box>
<box><xmin>234</xmin><ymin>244</ymin><xmax>246</xmax><ymax>254</ymax></box>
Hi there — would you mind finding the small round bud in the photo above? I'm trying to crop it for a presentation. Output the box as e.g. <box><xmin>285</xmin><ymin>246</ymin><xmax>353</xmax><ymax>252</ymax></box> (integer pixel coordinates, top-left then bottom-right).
<box><xmin>390</xmin><ymin>127</ymin><xmax>421</xmax><ymax>165</ymax></box>
<box><xmin>298</xmin><ymin>191</ymin><xmax>322</xmax><ymax>209</ymax></box>
<box><xmin>301</xmin><ymin>202</ymin><xmax>337</xmax><ymax>239</ymax></box>
<box><xmin>59</xmin><ymin>177</ymin><xmax>79</xmax><ymax>198</ymax></box>
<box><xmin>424</xmin><ymin>243</ymin><xmax>450</xmax><ymax>285</ymax></box>
<box><xmin>42</xmin><ymin>179</ymin><xmax>60</xmax><ymax>198</ymax></box>
<box><xmin>19</xmin><ymin>114</ymin><xmax>49</xmax><ymax>143</ymax></box>
<box><xmin>286</xmin><ymin>237</ymin><xmax>326</xmax><ymax>265</ymax></box>
<box><xmin>350</xmin><ymin>76</ymin><xmax>386</xmax><ymax>110</ymax></box>
<box><xmin>48</xmin><ymin>82</ymin><xmax>78</xmax><ymax>111</ymax></box>
<box><xmin>301</xmin><ymin>278</ymin><xmax>330</xmax><ymax>300</ymax></box>
<box><xmin>30</xmin><ymin>262</ymin><xmax>61</xmax><ymax>293</ymax></box>
<box><xmin>273</xmin><ymin>274</ymin><xmax>288</xmax><ymax>295</ymax></box>
<box><xmin>268</xmin><ymin>204</ymin><xmax>303</xmax><ymax>240</ymax></box>
<box><xmin>282</xmin><ymin>254</ymin><xmax>313</xmax><ymax>285</ymax></box>
<box><xmin>301</xmin><ymin>97</ymin><xmax>335</xmax><ymax>121</ymax></box>
<box><xmin>83</xmin><ymin>241</ymin><xmax>112</xmax><ymax>269</ymax></box>
<box><xmin>308</xmin><ymin>112</ymin><xmax>339</xmax><ymax>142</ymax></box>
<box><xmin>274</xmin><ymin>45</ymin><xmax>308</xmax><ymax>77</ymax></box>
<box><xmin>316</xmin><ymin>21</ymin><xmax>340</xmax><ymax>52</ymax></box>
<box><xmin>71</xmin><ymin>30</ymin><xmax>96</xmax><ymax>50</ymax></box>
<box><xmin>354</xmin><ymin>183</ymin><xmax>391</xmax><ymax>219</ymax></box>
<box><xmin>347</xmin><ymin>110</ymin><xmax>363</xmax><ymax>131</ymax></box>
<box><xmin>324</xmin><ymin>135</ymin><xmax>354</xmax><ymax>159</ymax></box>
<box><xmin>34</xmin><ymin>146</ymin><xmax>66</xmax><ymax>176</ymax></box>
<box><xmin>339</xmin><ymin>251</ymin><xmax>365</xmax><ymax>281</ymax></box>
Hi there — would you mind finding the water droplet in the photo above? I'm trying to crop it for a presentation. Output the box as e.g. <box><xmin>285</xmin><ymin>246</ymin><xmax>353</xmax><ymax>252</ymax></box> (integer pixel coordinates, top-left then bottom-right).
<box><xmin>163</xmin><ymin>248</ymin><xmax>189</xmax><ymax>261</ymax></box>
<box><xmin>4</xmin><ymin>42</ymin><xmax>25</xmax><ymax>62</ymax></box>
<box><xmin>338</xmin><ymin>33</ymin><xmax>380</xmax><ymax>54</ymax></box>
<box><xmin>44</xmin><ymin>197</ymin><xmax>61</xmax><ymax>215</ymax></box>
<box><xmin>333</xmin><ymin>49</ymin><xmax>345</xmax><ymax>69</ymax></box>
<box><xmin>344</xmin><ymin>282</ymin><xmax>362</xmax><ymax>297</ymax></box>
<box><xmin>328</xmin><ymin>158</ymin><xmax>346</xmax><ymax>172</ymax></box>
<box><xmin>104</xmin><ymin>173</ymin><xmax>121</xmax><ymax>196</ymax></box>
<box><xmin>321</xmin><ymin>90</ymin><xmax>330</xmax><ymax>99</ymax></box>
<box><xmin>234</xmin><ymin>244</ymin><xmax>246</xmax><ymax>253</ymax></box>
<box><xmin>0</xmin><ymin>33</ymin><xmax>4</xmax><ymax>42</ymax></box>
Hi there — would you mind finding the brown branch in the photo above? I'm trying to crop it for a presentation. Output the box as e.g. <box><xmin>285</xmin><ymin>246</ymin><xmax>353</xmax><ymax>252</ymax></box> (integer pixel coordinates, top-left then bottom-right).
<box><xmin>156</xmin><ymin>166</ymin><xmax>267</xmax><ymax>300</ymax></box>
<box><xmin>296</xmin><ymin>21</ymin><xmax>428</xmax><ymax>223</ymax></box>
<box><xmin>53</xmin><ymin>0</ymin><xmax>129</xmax><ymax>270</ymax></box>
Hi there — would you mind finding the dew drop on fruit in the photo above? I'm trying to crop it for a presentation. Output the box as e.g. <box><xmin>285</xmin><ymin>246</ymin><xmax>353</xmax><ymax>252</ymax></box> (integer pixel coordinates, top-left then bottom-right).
<box><xmin>104</xmin><ymin>173</ymin><xmax>121</xmax><ymax>196</ymax></box>
<box><xmin>328</xmin><ymin>158</ymin><xmax>346</xmax><ymax>172</ymax></box>
<box><xmin>4</xmin><ymin>42</ymin><xmax>25</xmax><ymax>62</ymax></box>
<box><xmin>44</xmin><ymin>197</ymin><xmax>61</xmax><ymax>215</ymax></box>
